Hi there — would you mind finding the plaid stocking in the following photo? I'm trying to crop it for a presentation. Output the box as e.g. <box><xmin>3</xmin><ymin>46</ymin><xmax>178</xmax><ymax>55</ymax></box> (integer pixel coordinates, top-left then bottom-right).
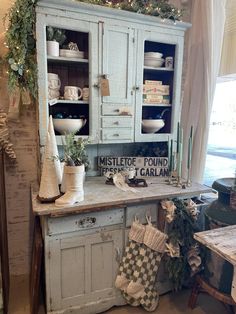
<box><xmin>115</xmin><ymin>218</ymin><xmax>145</xmax><ymax>293</ymax></box>
<box><xmin>126</xmin><ymin>217</ymin><xmax>168</xmax><ymax>311</ymax></box>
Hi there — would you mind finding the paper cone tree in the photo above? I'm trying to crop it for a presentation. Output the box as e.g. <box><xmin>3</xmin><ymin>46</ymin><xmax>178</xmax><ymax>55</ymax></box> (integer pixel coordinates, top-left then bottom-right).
<box><xmin>48</xmin><ymin>115</ymin><xmax>62</xmax><ymax>184</ymax></box>
<box><xmin>38</xmin><ymin>132</ymin><xmax>60</xmax><ymax>201</ymax></box>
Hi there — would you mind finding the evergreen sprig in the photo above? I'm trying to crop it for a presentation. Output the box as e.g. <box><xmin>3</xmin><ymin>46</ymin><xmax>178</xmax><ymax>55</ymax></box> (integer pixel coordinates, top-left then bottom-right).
<box><xmin>63</xmin><ymin>133</ymin><xmax>90</xmax><ymax>168</ymax></box>
<box><xmin>78</xmin><ymin>0</ymin><xmax>183</xmax><ymax>21</ymax></box>
<box><xmin>166</xmin><ymin>199</ymin><xmax>200</xmax><ymax>290</ymax></box>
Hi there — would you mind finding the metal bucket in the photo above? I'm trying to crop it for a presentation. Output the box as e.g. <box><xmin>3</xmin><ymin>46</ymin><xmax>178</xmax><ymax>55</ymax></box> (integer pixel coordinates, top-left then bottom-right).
<box><xmin>204</xmin><ymin>178</ymin><xmax>236</xmax><ymax>294</ymax></box>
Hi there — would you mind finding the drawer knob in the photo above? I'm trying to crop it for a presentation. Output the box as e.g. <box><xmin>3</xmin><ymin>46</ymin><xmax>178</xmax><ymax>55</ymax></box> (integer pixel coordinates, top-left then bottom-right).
<box><xmin>113</xmin><ymin>133</ymin><xmax>119</xmax><ymax>137</ymax></box>
<box><xmin>114</xmin><ymin>121</ymin><xmax>119</xmax><ymax>125</ymax></box>
<box><xmin>76</xmin><ymin>217</ymin><xmax>96</xmax><ymax>228</ymax></box>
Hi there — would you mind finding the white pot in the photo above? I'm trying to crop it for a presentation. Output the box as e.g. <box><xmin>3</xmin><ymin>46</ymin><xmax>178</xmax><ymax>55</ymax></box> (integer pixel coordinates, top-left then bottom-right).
<box><xmin>47</xmin><ymin>41</ymin><xmax>59</xmax><ymax>57</ymax></box>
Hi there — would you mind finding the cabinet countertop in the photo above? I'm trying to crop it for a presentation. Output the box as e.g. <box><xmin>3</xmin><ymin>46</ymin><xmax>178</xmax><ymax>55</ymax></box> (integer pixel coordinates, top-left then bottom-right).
<box><xmin>32</xmin><ymin>177</ymin><xmax>212</xmax><ymax>217</ymax></box>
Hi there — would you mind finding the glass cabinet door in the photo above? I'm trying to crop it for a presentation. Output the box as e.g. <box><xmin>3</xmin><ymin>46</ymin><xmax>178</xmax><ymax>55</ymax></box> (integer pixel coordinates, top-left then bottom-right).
<box><xmin>37</xmin><ymin>15</ymin><xmax>99</xmax><ymax>145</ymax></box>
<box><xmin>134</xmin><ymin>29</ymin><xmax>184</xmax><ymax>142</ymax></box>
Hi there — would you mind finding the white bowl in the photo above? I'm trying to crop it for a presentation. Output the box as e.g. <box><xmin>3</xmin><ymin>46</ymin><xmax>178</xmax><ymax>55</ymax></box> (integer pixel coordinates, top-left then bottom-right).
<box><xmin>59</xmin><ymin>49</ymin><xmax>84</xmax><ymax>59</ymax></box>
<box><xmin>53</xmin><ymin>118</ymin><xmax>86</xmax><ymax>135</ymax></box>
<box><xmin>144</xmin><ymin>58</ymin><xmax>164</xmax><ymax>67</ymax></box>
<box><xmin>142</xmin><ymin>119</ymin><xmax>165</xmax><ymax>133</ymax></box>
<box><xmin>144</xmin><ymin>52</ymin><xmax>163</xmax><ymax>58</ymax></box>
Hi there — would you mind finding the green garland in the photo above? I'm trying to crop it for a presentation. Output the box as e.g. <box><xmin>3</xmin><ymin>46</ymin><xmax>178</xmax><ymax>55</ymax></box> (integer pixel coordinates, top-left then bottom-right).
<box><xmin>4</xmin><ymin>0</ymin><xmax>183</xmax><ymax>99</ymax></box>
<box><xmin>165</xmin><ymin>199</ymin><xmax>202</xmax><ymax>290</ymax></box>
<box><xmin>4</xmin><ymin>0</ymin><xmax>38</xmax><ymax>98</ymax></box>
<box><xmin>79</xmin><ymin>0</ymin><xmax>183</xmax><ymax>20</ymax></box>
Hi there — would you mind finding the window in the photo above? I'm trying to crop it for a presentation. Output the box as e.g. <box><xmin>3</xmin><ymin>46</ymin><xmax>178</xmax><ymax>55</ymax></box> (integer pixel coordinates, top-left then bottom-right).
<box><xmin>204</xmin><ymin>79</ymin><xmax>236</xmax><ymax>186</ymax></box>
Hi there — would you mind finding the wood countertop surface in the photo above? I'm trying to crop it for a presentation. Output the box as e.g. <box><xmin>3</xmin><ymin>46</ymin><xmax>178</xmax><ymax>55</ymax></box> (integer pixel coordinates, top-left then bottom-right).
<box><xmin>32</xmin><ymin>176</ymin><xmax>212</xmax><ymax>217</ymax></box>
<box><xmin>194</xmin><ymin>225</ymin><xmax>236</xmax><ymax>265</ymax></box>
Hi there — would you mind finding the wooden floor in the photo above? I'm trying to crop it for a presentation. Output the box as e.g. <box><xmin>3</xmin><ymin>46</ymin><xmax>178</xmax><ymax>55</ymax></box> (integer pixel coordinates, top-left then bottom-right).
<box><xmin>8</xmin><ymin>275</ymin><xmax>229</xmax><ymax>314</ymax></box>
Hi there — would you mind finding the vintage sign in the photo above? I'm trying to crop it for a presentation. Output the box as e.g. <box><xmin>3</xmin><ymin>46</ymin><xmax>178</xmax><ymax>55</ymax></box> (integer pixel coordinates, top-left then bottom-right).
<box><xmin>98</xmin><ymin>156</ymin><xmax>169</xmax><ymax>177</ymax></box>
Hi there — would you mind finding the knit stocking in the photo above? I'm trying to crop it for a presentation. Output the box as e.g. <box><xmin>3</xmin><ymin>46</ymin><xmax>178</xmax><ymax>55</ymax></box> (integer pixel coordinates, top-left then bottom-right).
<box><xmin>115</xmin><ymin>218</ymin><xmax>145</xmax><ymax>293</ymax></box>
<box><xmin>126</xmin><ymin>217</ymin><xmax>168</xmax><ymax>311</ymax></box>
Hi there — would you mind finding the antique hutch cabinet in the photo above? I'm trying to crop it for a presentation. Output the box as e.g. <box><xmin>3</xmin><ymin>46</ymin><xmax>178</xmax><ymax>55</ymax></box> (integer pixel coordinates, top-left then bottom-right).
<box><xmin>36</xmin><ymin>0</ymin><xmax>190</xmax><ymax>146</ymax></box>
<box><xmin>35</xmin><ymin>1</ymin><xmax>191</xmax><ymax>313</ymax></box>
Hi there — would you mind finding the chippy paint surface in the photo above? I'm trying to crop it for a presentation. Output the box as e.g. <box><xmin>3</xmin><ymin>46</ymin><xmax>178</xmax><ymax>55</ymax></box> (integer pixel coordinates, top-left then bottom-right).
<box><xmin>194</xmin><ymin>225</ymin><xmax>236</xmax><ymax>302</ymax></box>
<box><xmin>32</xmin><ymin>176</ymin><xmax>211</xmax><ymax>217</ymax></box>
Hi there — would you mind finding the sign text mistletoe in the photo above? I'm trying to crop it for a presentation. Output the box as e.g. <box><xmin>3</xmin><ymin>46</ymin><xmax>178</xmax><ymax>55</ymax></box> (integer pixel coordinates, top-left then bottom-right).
<box><xmin>98</xmin><ymin>156</ymin><xmax>168</xmax><ymax>177</ymax></box>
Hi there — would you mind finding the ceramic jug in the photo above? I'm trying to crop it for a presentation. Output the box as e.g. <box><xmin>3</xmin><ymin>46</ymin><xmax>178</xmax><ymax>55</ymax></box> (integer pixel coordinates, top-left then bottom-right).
<box><xmin>48</xmin><ymin>73</ymin><xmax>61</xmax><ymax>90</ymax></box>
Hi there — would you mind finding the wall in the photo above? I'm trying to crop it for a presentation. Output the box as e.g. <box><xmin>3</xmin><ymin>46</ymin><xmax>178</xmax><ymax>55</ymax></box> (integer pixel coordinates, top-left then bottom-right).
<box><xmin>0</xmin><ymin>1</ymin><xmax>39</xmax><ymax>275</ymax></box>
<box><xmin>0</xmin><ymin>0</ymin><xmax>192</xmax><ymax>275</ymax></box>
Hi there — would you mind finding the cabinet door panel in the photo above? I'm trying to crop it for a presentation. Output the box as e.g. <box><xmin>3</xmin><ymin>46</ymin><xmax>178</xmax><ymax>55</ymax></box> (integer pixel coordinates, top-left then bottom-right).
<box><xmin>48</xmin><ymin>229</ymin><xmax>123</xmax><ymax>311</ymax></box>
<box><xmin>102</xmin><ymin>25</ymin><xmax>135</xmax><ymax>105</ymax></box>
<box><xmin>61</xmin><ymin>246</ymin><xmax>86</xmax><ymax>298</ymax></box>
<box><xmin>91</xmin><ymin>241</ymin><xmax>113</xmax><ymax>291</ymax></box>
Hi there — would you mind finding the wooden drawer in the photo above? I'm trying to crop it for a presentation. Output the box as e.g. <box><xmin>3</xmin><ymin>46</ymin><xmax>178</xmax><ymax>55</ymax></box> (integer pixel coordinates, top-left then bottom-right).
<box><xmin>102</xmin><ymin>128</ymin><xmax>133</xmax><ymax>141</ymax></box>
<box><xmin>102</xmin><ymin>104</ymin><xmax>133</xmax><ymax>116</ymax></box>
<box><xmin>101</xmin><ymin>116</ymin><xmax>133</xmax><ymax>128</ymax></box>
<box><xmin>47</xmin><ymin>208</ymin><xmax>124</xmax><ymax>235</ymax></box>
<box><xmin>126</xmin><ymin>203</ymin><xmax>158</xmax><ymax>227</ymax></box>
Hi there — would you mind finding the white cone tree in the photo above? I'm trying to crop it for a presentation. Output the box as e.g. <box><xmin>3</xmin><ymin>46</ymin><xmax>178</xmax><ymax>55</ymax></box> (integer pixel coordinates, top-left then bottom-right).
<box><xmin>38</xmin><ymin>116</ymin><xmax>61</xmax><ymax>201</ymax></box>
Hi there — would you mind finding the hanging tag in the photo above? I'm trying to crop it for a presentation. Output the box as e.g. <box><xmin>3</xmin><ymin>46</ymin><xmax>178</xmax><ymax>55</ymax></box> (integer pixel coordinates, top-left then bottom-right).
<box><xmin>100</xmin><ymin>78</ymin><xmax>110</xmax><ymax>96</ymax></box>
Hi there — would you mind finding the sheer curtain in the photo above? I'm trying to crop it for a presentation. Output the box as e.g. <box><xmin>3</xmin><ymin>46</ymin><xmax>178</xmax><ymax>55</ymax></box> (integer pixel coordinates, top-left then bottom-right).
<box><xmin>181</xmin><ymin>0</ymin><xmax>226</xmax><ymax>183</ymax></box>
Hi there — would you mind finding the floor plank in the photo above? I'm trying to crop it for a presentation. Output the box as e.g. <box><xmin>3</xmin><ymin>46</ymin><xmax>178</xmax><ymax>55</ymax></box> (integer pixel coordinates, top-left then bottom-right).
<box><xmin>9</xmin><ymin>275</ymin><xmax>228</xmax><ymax>314</ymax></box>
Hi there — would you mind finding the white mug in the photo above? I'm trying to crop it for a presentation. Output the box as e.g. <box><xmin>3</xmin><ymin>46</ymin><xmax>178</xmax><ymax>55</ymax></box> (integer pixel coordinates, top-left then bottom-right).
<box><xmin>48</xmin><ymin>73</ymin><xmax>61</xmax><ymax>90</ymax></box>
<box><xmin>64</xmin><ymin>86</ymin><xmax>82</xmax><ymax>101</ymax></box>
<box><xmin>82</xmin><ymin>87</ymin><xmax>89</xmax><ymax>101</ymax></box>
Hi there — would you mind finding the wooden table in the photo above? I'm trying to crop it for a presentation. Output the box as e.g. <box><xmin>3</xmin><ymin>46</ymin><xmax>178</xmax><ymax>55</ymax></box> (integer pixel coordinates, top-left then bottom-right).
<box><xmin>190</xmin><ymin>225</ymin><xmax>236</xmax><ymax>311</ymax></box>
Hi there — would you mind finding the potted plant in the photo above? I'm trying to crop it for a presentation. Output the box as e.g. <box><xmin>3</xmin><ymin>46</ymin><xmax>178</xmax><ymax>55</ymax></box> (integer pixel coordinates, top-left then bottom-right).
<box><xmin>46</xmin><ymin>26</ymin><xmax>66</xmax><ymax>57</ymax></box>
<box><xmin>55</xmin><ymin>132</ymin><xmax>89</xmax><ymax>207</ymax></box>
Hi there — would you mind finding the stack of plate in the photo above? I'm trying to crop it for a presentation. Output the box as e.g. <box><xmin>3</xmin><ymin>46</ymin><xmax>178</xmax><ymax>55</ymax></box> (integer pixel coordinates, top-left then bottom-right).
<box><xmin>144</xmin><ymin>52</ymin><xmax>164</xmax><ymax>67</ymax></box>
<box><xmin>59</xmin><ymin>49</ymin><xmax>85</xmax><ymax>59</ymax></box>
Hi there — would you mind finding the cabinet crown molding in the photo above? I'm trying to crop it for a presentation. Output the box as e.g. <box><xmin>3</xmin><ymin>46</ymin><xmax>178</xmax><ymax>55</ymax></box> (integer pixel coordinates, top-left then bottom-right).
<box><xmin>36</xmin><ymin>0</ymin><xmax>191</xmax><ymax>30</ymax></box>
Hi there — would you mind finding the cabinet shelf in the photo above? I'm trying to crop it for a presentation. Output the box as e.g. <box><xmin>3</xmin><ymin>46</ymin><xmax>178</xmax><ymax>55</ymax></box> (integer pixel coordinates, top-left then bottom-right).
<box><xmin>47</xmin><ymin>55</ymin><xmax>89</xmax><ymax>64</ymax></box>
<box><xmin>143</xmin><ymin>66</ymin><xmax>174</xmax><ymax>72</ymax></box>
<box><xmin>142</xmin><ymin>103</ymin><xmax>171</xmax><ymax>107</ymax></box>
<box><xmin>49</xmin><ymin>99</ymin><xmax>89</xmax><ymax>106</ymax></box>
<box><xmin>55</xmin><ymin>135</ymin><xmax>89</xmax><ymax>145</ymax></box>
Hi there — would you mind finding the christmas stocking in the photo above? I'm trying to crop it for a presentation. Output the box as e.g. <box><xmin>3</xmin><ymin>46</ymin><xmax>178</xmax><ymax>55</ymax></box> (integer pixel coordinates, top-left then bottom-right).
<box><xmin>115</xmin><ymin>217</ymin><xmax>145</xmax><ymax>293</ymax></box>
<box><xmin>126</xmin><ymin>217</ymin><xmax>168</xmax><ymax>312</ymax></box>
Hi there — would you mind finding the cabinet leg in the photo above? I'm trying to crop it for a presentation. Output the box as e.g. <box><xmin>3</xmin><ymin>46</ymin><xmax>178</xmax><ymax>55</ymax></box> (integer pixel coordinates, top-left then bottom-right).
<box><xmin>188</xmin><ymin>281</ymin><xmax>200</xmax><ymax>309</ymax></box>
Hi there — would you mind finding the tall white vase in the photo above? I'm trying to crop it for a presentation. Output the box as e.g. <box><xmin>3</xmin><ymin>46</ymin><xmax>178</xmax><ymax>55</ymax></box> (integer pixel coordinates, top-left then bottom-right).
<box><xmin>55</xmin><ymin>164</ymin><xmax>85</xmax><ymax>207</ymax></box>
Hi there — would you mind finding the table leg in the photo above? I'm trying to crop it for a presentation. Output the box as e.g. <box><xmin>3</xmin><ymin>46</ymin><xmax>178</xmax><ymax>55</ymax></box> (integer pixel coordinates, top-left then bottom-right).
<box><xmin>188</xmin><ymin>280</ymin><xmax>200</xmax><ymax>309</ymax></box>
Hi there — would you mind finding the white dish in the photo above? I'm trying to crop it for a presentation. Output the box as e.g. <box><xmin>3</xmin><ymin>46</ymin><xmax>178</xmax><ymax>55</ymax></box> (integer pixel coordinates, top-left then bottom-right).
<box><xmin>53</xmin><ymin>118</ymin><xmax>86</xmax><ymax>134</ymax></box>
<box><xmin>59</xmin><ymin>49</ymin><xmax>85</xmax><ymax>59</ymax></box>
<box><xmin>142</xmin><ymin>119</ymin><xmax>165</xmax><ymax>133</ymax></box>
<box><xmin>144</xmin><ymin>52</ymin><xmax>163</xmax><ymax>58</ymax></box>
<box><xmin>144</xmin><ymin>58</ymin><xmax>164</xmax><ymax>67</ymax></box>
